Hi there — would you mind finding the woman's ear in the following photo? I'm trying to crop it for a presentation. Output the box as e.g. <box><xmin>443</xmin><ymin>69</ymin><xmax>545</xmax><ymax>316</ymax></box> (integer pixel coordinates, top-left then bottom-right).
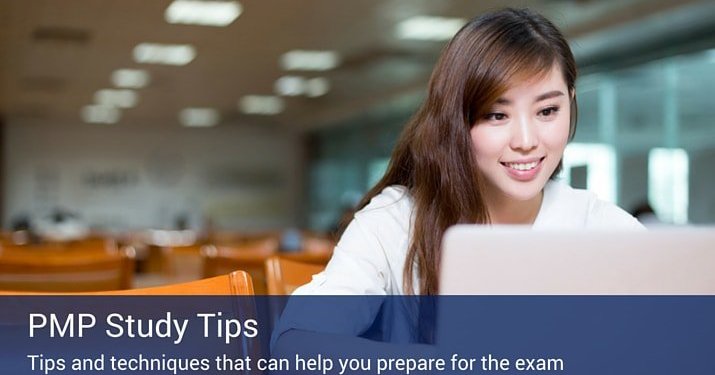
<box><xmin>569</xmin><ymin>88</ymin><xmax>575</xmax><ymax>100</ymax></box>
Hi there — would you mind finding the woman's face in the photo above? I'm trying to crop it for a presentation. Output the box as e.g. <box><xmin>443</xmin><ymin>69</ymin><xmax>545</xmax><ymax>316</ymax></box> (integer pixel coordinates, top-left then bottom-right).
<box><xmin>470</xmin><ymin>64</ymin><xmax>571</xmax><ymax>203</ymax></box>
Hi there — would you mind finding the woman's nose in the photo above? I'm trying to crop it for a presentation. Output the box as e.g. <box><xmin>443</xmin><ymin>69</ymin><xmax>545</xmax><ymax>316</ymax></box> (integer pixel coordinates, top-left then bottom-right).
<box><xmin>510</xmin><ymin>116</ymin><xmax>538</xmax><ymax>151</ymax></box>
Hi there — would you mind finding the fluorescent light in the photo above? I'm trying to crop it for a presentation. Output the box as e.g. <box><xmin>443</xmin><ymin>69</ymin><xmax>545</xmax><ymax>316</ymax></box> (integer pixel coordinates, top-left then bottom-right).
<box><xmin>81</xmin><ymin>105</ymin><xmax>120</xmax><ymax>124</ymax></box>
<box><xmin>133</xmin><ymin>43</ymin><xmax>196</xmax><ymax>65</ymax></box>
<box><xmin>561</xmin><ymin>143</ymin><xmax>617</xmax><ymax>203</ymax></box>
<box><xmin>280</xmin><ymin>50</ymin><xmax>340</xmax><ymax>71</ymax></box>
<box><xmin>275</xmin><ymin>76</ymin><xmax>330</xmax><ymax>97</ymax></box>
<box><xmin>305</xmin><ymin>77</ymin><xmax>330</xmax><ymax>97</ymax></box>
<box><xmin>112</xmin><ymin>69</ymin><xmax>150</xmax><ymax>88</ymax></box>
<box><xmin>239</xmin><ymin>95</ymin><xmax>284</xmax><ymax>115</ymax></box>
<box><xmin>179</xmin><ymin>107</ymin><xmax>220</xmax><ymax>127</ymax></box>
<box><xmin>94</xmin><ymin>89</ymin><xmax>138</xmax><ymax>108</ymax></box>
<box><xmin>648</xmin><ymin>148</ymin><xmax>689</xmax><ymax>224</ymax></box>
<box><xmin>396</xmin><ymin>16</ymin><xmax>466</xmax><ymax>41</ymax></box>
<box><xmin>275</xmin><ymin>76</ymin><xmax>307</xmax><ymax>96</ymax></box>
<box><xmin>165</xmin><ymin>0</ymin><xmax>242</xmax><ymax>27</ymax></box>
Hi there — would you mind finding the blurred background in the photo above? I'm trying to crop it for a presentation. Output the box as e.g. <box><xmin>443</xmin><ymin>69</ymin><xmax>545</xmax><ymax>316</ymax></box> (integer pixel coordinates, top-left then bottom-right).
<box><xmin>0</xmin><ymin>0</ymin><xmax>714</xmax><ymax>290</ymax></box>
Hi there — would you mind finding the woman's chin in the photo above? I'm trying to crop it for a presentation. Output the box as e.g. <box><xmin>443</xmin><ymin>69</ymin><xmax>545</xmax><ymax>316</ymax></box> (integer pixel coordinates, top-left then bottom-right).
<box><xmin>497</xmin><ymin>179</ymin><xmax>547</xmax><ymax>203</ymax></box>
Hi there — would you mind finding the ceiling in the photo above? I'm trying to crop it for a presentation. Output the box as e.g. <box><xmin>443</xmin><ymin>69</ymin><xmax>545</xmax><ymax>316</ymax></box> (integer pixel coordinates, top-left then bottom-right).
<box><xmin>0</xmin><ymin>0</ymin><xmax>712</xmax><ymax>131</ymax></box>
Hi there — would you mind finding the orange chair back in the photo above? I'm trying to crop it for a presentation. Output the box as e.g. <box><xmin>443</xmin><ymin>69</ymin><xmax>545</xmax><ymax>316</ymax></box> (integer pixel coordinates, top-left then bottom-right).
<box><xmin>0</xmin><ymin>245</ymin><xmax>134</xmax><ymax>292</ymax></box>
<box><xmin>110</xmin><ymin>270</ymin><xmax>254</xmax><ymax>295</ymax></box>
<box><xmin>203</xmin><ymin>245</ymin><xmax>274</xmax><ymax>294</ymax></box>
<box><xmin>148</xmin><ymin>244</ymin><xmax>206</xmax><ymax>282</ymax></box>
<box><xmin>0</xmin><ymin>270</ymin><xmax>253</xmax><ymax>295</ymax></box>
<box><xmin>265</xmin><ymin>256</ymin><xmax>325</xmax><ymax>295</ymax></box>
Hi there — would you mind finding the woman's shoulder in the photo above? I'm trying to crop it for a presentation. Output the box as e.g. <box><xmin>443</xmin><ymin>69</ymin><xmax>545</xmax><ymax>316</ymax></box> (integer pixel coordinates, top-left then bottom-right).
<box><xmin>291</xmin><ymin>185</ymin><xmax>413</xmax><ymax>296</ymax></box>
<box><xmin>355</xmin><ymin>185</ymin><xmax>414</xmax><ymax>229</ymax></box>
<box><xmin>362</xmin><ymin>185</ymin><xmax>412</xmax><ymax>207</ymax></box>
<box><xmin>352</xmin><ymin>185</ymin><xmax>414</xmax><ymax>272</ymax></box>
<box><xmin>539</xmin><ymin>180</ymin><xmax>644</xmax><ymax>229</ymax></box>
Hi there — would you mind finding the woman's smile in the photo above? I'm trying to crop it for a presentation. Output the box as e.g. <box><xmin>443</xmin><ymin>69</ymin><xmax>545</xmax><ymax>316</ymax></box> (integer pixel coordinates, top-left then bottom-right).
<box><xmin>500</xmin><ymin>156</ymin><xmax>546</xmax><ymax>181</ymax></box>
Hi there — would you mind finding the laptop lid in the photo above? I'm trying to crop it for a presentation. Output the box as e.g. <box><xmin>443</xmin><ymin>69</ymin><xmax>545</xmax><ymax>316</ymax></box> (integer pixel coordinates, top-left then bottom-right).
<box><xmin>439</xmin><ymin>226</ymin><xmax>715</xmax><ymax>295</ymax></box>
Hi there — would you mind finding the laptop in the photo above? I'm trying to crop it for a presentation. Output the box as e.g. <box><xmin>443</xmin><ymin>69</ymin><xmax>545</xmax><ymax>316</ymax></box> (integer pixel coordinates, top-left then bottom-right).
<box><xmin>439</xmin><ymin>226</ymin><xmax>715</xmax><ymax>295</ymax></box>
<box><xmin>435</xmin><ymin>227</ymin><xmax>715</xmax><ymax>373</ymax></box>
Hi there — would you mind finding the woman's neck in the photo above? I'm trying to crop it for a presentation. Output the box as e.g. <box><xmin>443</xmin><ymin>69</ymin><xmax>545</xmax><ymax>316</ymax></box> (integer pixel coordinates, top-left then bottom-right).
<box><xmin>485</xmin><ymin>189</ymin><xmax>544</xmax><ymax>225</ymax></box>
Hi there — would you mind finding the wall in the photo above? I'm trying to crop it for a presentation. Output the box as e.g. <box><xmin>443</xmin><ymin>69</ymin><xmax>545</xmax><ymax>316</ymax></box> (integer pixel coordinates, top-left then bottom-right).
<box><xmin>3</xmin><ymin>119</ymin><xmax>303</xmax><ymax>232</ymax></box>
<box><xmin>306</xmin><ymin>111</ymin><xmax>407</xmax><ymax>231</ymax></box>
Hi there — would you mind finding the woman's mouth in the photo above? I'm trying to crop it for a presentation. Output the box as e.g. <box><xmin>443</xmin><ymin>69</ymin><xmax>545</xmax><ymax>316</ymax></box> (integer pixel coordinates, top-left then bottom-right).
<box><xmin>500</xmin><ymin>157</ymin><xmax>545</xmax><ymax>181</ymax></box>
<box><xmin>503</xmin><ymin>160</ymin><xmax>539</xmax><ymax>171</ymax></box>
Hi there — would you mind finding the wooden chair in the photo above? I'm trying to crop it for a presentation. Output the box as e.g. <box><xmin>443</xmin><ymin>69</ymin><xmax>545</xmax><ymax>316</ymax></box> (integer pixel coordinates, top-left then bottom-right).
<box><xmin>0</xmin><ymin>236</ymin><xmax>118</xmax><ymax>252</ymax></box>
<box><xmin>115</xmin><ymin>270</ymin><xmax>253</xmax><ymax>295</ymax></box>
<box><xmin>0</xmin><ymin>270</ymin><xmax>253</xmax><ymax>295</ymax></box>
<box><xmin>63</xmin><ymin>236</ymin><xmax>119</xmax><ymax>252</ymax></box>
<box><xmin>149</xmin><ymin>244</ymin><xmax>206</xmax><ymax>282</ymax></box>
<box><xmin>146</xmin><ymin>239</ymin><xmax>277</xmax><ymax>283</ymax></box>
<box><xmin>0</xmin><ymin>245</ymin><xmax>135</xmax><ymax>292</ymax></box>
<box><xmin>203</xmin><ymin>245</ymin><xmax>275</xmax><ymax>295</ymax></box>
<box><xmin>265</xmin><ymin>256</ymin><xmax>326</xmax><ymax>295</ymax></box>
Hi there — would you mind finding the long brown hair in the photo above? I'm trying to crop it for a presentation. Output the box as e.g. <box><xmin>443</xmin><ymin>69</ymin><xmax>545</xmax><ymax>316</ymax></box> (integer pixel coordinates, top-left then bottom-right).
<box><xmin>350</xmin><ymin>8</ymin><xmax>578</xmax><ymax>295</ymax></box>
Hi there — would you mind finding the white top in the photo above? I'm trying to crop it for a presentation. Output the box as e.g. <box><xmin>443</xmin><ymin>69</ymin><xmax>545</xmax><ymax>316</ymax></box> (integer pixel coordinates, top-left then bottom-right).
<box><xmin>294</xmin><ymin>180</ymin><xmax>644</xmax><ymax>296</ymax></box>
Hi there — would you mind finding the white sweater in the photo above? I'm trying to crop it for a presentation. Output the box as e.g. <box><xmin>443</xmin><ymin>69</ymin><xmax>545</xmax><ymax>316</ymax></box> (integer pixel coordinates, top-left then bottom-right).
<box><xmin>294</xmin><ymin>180</ymin><xmax>644</xmax><ymax>295</ymax></box>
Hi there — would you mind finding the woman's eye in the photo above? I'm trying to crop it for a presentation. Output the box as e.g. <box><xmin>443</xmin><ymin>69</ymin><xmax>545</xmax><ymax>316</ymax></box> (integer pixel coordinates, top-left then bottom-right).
<box><xmin>538</xmin><ymin>106</ymin><xmax>559</xmax><ymax>118</ymax></box>
<box><xmin>485</xmin><ymin>113</ymin><xmax>507</xmax><ymax>121</ymax></box>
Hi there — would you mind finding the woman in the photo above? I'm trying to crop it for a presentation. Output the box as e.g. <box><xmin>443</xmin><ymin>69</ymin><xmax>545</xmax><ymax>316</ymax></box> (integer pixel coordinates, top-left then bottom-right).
<box><xmin>294</xmin><ymin>8</ymin><xmax>642</xmax><ymax>298</ymax></box>
<box><xmin>271</xmin><ymin>8</ymin><xmax>644</xmax><ymax>359</ymax></box>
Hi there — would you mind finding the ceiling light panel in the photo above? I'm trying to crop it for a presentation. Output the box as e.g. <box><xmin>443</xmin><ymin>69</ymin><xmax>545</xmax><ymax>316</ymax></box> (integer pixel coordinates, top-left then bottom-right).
<box><xmin>112</xmin><ymin>69</ymin><xmax>150</xmax><ymax>88</ymax></box>
<box><xmin>94</xmin><ymin>89</ymin><xmax>138</xmax><ymax>108</ymax></box>
<box><xmin>165</xmin><ymin>0</ymin><xmax>242</xmax><ymax>27</ymax></box>
<box><xmin>81</xmin><ymin>105</ymin><xmax>120</xmax><ymax>124</ymax></box>
<box><xmin>179</xmin><ymin>107</ymin><xmax>220</xmax><ymax>127</ymax></box>
<box><xmin>275</xmin><ymin>76</ymin><xmax>307</xmax><ymax>96</ymax></box>
<box><xmin>396</xmin><ymin>16</ymin><xmax>466</xmax><ymax>41</ymax></box>
<box><xmin>305</xmin><ymin>77</ymin><xmax>330</xmax><ymax>97</ymax></box>
<box><xmin>275</xmin><ymin>76</ymin><xmax>330</xmax><ymax>97</ymax></box>
<box><xmin>133</xmin><ymin>43</ymin><xmax>196</xmax><ymax>65</ymax></box>
<box><xmin>239</xmin><ymin>95</ymin><xmax>284</xmax><ymax>115</ymax></box>
<box><xmin>280</xmin><ymin>50</ymin><xmax>340</xmax><ymax>71</ymax></box>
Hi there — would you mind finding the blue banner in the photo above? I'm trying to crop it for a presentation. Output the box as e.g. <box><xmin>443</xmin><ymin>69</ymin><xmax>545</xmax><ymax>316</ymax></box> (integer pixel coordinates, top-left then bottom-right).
<box><xmin>1</xmin><ymin>296</ymin><xmax>713</xmax><ymax>374</ymax></box>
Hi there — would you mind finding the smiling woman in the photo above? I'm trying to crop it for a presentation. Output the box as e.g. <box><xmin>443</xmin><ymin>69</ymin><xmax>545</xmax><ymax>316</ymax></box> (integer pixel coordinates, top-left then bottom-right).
<box><xmin>271</xmin><ymin>6</ymin><xmax>644</xmax><ymax>364</ymax></box>
<box><xmin>286</xmin><ymin>8</ymin><xmax>642</xmax><ymax>300</ymax></box>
